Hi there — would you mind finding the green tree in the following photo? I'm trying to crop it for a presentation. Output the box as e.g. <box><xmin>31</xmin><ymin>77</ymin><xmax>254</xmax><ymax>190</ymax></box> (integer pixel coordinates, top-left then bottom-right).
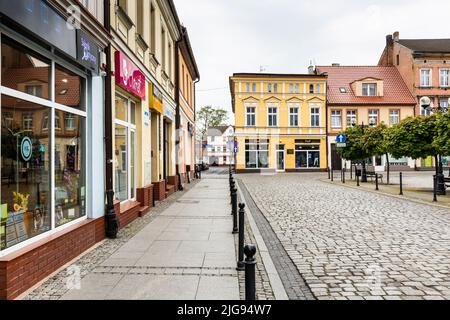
<box><xmin>362</xmin><ymin>123</ymin><xmax>392</xmax><ymax>183</ymax></box>
<box><xmin>196</xmin><ymin>106</ymin><xmax>228</xmax><ymax>140</ymax></box>
<box><xmin>433</xmin><ymin>111</ymin><xmax>450</xmax><ymax>156</ymax></box>
<box><xmin>386</xmin><ymin>114</ymin><xmax>440</xmax><ymax>175</ymax></box>
<box><xmin>337</xmin><ymin>125</ymin><xmax>370</xmax><ymax>162</ymax></box>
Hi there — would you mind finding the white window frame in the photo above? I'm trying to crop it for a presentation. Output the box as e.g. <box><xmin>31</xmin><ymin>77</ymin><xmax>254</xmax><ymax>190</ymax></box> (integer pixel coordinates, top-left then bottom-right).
<box><xmin>347</xmin><ymin>110</ymin><xmax>357</xmax><ymax>127</ymax></box>
<box><xmin>273</xmin><ymin>83</ymin><xmax>278</xmax><ymax>93</ymax></box>
<box><xmin>267</xmin><ymin>106</ymin><xmax>278</xmax><ymax>127</ymax></box>
<box><xmin>440</xmin><ymin>69</ymin><xmax>450</xmax><ymax>87</ymax></box>
<box><xmin>0</xmin><ymin>28</ymin><xmax>89</xmax><ymax>257</ymax></box>
<box><xmin>114</xmin><ymin>93</ymin><xmax>137</xmax><ymax>203</ymax></box>
<box><xmin>289</xmin><ymin>106</ymin><xmax>299</xmax><ymax>127</ymax></box>
<box><xmin>245</xmin><ymin>105</ymin><xmax>256</xmax><ymax>127</ymax></box>
<box><xmin>420</xmin><ymin>69</ymin><xmax>432</xmax><ymax>87</ymax></box>
<box><xmin>331</xmin><ymin>110</ymin><xmax>342</xmax><ymax>128</ymax></box>
<box><xmin>289</xmin><ymin>84</ymin><xmax>294</xmax><ymax>94</ymax></box>
<box><xmin>362</xmin><ymin>83</ymin><xmax>377</xmax><ymax>96</ymax></box>
<box><xmin>310</xmin><ymin>107</ymin><xmax>320</xmax><ymax>127</ymax></box>
<box><xmin>368</xmin><ymin>109</ymin><xmax>379</xmax><ymax>126</ymax></box>
<box><xmin>389</xmin><ymin>109</ymin><xmax>400</xmax><ymax>126</ymax></box>
<box><xmin>267</xmin><ymin>83</ymin><xmax>272</xmax><ymax>93</ymax></box>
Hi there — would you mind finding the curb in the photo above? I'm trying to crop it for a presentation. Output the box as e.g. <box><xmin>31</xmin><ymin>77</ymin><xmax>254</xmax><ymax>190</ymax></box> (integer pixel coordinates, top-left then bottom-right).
<box><xmin>235</xmin><ymin>181</ymin><xmax>289</xmax><ymax>300</ymax></box>
<box><xmin>322</xmin><ymin>179</ymin><xmax>450</xmax><ymax>210</ymax></box>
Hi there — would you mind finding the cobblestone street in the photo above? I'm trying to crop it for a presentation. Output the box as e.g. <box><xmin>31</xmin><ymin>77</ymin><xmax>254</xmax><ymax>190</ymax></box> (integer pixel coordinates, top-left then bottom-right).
<box><xmin>238</xmin><ymin>173</ymin><xmax>450</xmax><ymax>300</ymax></box>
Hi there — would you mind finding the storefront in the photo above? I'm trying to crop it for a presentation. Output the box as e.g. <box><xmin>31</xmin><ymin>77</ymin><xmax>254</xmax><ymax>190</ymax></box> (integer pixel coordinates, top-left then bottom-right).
<box><xmin>113</xmin><ymin>51</ymin><xmax>146</xmax><ymax>214</ymax></box>
<box><xmin>0</xmin><ymin>0</ymin><xmax>106</xmax><ymax>300</ymax></box>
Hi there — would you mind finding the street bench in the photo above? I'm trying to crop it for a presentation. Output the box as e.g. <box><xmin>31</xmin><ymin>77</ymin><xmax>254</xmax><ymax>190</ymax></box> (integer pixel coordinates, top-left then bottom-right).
<box><xmin>443</xmin><ymin>177</ymin><xmax>450</xmax><ymax>188</ymax></box>
<box><xmin>355</xmin><ymin>165</ymin><xmax>383</xmax><ymax>183</ymax></box>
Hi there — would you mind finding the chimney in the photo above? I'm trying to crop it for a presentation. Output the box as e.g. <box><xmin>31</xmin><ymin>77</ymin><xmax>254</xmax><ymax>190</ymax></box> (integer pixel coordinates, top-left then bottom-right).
<box><xmin>386</xmin><ymin>34</ymin><xmax>393</xmax><ymax>47</ymax></box>
<box><xmin>332</xmin><ymin>63</ymin><xmax>340</xmax><ymax>67</ymax></box>
<box><xmin>308</xmin><ymin>60</ymin><xmax>315</xmax><ymax>74</ymax></box>
<box><xmin>393</xmin><ymin>31</ymin><xmax>399</xmax><ymax>42</ymax></box>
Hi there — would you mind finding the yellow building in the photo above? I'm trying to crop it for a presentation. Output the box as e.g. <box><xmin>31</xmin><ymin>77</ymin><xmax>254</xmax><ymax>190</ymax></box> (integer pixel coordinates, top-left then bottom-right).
<box><xmin>230</xmin><ymin>73</ymin><xmax>328</xmax><ymax>172</ymax></box>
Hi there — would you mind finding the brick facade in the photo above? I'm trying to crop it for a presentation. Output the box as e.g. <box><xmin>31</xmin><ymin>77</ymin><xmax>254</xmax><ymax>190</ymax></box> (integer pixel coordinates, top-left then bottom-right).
<box><xmin>0</xmin><ymin>217</ymin><xmax>105</xmax><ymax>300</ymax></box>
<box><xmin>152</xmin><ymin>180</ymin><xmax>166</xmax><ymax>201</ymax></box>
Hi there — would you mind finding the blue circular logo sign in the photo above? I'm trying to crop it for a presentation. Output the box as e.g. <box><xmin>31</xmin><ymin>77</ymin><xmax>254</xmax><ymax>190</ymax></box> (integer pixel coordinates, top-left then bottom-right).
<box><xmin>21</xmin><ymin>137</ymin><xmax>32</xmax><ymax>161</ymax></box>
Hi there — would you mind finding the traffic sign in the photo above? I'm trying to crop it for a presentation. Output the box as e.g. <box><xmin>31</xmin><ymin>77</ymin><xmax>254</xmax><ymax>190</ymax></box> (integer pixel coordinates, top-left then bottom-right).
<box><xmin>337</xmin><ymin>142</ymin><xmax>347</xmax><ymax>148</ymax></box>
<box><xmin>234</xmin><ymin>146</ymin><xmax>239</xmax><ymax>153</ymax></box>
<box><xmin>336</xmin><ymin>134</ymin><xmax>346</xmax><ymax>143</ymax></box>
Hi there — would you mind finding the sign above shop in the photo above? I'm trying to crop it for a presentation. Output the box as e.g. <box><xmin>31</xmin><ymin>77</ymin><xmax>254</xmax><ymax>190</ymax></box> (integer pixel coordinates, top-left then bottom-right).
<box><xmin>0</xmin><ymin>0</ymin><xmax>77</xmax><ymax>58</ymax></box>
<box><xmin>164</xmin><ymin>104</ymin><xmax>175</xmax><ymax>121</ymax></box>
<box><xmin>149</xmin><ymin>82</ymin><xmax>163</xmax><ymax>114</ymax></box>
<box><xmin>115</xmin><ymin>51</ymin><xmax>146</xmax><ymax>100</ymax></box>
<box><xmin>76</xmin><ymin>30</ymin><xmax>100</xmax><ymax>74</ymax></box>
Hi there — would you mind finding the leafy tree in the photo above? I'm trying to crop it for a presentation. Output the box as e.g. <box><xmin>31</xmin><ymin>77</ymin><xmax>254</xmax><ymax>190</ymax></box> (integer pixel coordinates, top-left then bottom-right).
<box><xmin>196</xmin><ymin>106</ymin><xmax>228</xmax><ymax>140</ymax></box>
<box><xmin>362</xmin><ymin>123</ymin><xmax>391</xmax><ymax>183</ymax></box>
<box><xmin>386</xmin><ymin>114</ymin><xmax>440</xmax><ymax>175</ymax></box>
<box><xmin>337</xmin><ymin>125</ymin><xmax>370</xmax><ymax>161</ymax></box>
<box><xmin>433</xmin><ymin>111</ymin><xmax>450</xmax><ymax>156</ymax></box>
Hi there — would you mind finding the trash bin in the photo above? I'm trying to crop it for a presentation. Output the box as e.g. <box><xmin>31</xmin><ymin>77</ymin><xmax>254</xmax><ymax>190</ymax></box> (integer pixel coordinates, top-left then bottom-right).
<box><xmin>356</xmin><ymin>169</ymin><xmax>362</xmax><ymax>177</ymax></box>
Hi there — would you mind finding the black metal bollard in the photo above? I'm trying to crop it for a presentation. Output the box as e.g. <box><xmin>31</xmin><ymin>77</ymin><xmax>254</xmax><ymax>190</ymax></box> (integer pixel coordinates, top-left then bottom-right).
<box><xmin>230</xmin><ymin>180</ymin><xmax>235</xmax><ymax>204</ymax></box>
<box><xmin>237</xmin><ymin>203</ymin><xmax>245</xmax><ymax>270</ymax></box>
<box><xmin>375</xmin><ymin>173</ymin><xmax>379</xmax><ymax>190</ymax></box>
<box><xmin>350</xmin><ymin>164</ymin><xmax>353</xmax><ymax>180</ymax></box>
<box><xmin>244</xmin><ymin>244</ymin><xmax>257</xmax><ymax>300</ymax></box>
<box><xmin>356</xmin><ymin>174</ymin><xmax>360</xmax><ymax>186</ymax></box>
<box><xmin>399</xmin><ymin>172</ymin><xmax>403</xmax><ymax>195</ymax></box>
<box><xmin>340</xmin><ymin>168</ymin><xmax>343</xmax><ymax>182</ymax></box>
<box><xmin>331</xmin><ymin>168</ymin><xmax>334</xmax><ymax>182</ymax></box>
<box><xmin>327</xmin><ymin>167</ymin><xmax>330</xmax><ymax>179</ymax></box>
<box><xmin>433</xmin><ymin>175</ymin><xmax>437</xmax><ymax>202</ymax></box>
<box><xmin>232</xmin><ymin>190</ymin><xmax>238</xmax><ymax>232</ymax></box>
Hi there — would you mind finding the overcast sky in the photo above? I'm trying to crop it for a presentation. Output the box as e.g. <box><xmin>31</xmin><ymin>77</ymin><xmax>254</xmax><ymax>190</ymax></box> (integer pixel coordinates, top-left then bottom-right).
<box><xmin>174</xmin><ymin>0</ymin><xmax>450</xmax><ymax>124</ymax></box>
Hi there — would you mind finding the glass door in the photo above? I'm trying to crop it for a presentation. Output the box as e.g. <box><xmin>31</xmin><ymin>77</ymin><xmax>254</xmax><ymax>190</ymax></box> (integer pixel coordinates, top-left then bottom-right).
<box><xmin>276</xmin><ymin>150</ymin><xmax>285</xmax><ymax>171</ymax></box>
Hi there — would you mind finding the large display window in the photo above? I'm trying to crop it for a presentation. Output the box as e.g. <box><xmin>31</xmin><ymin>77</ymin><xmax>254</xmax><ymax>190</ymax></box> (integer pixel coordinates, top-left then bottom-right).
<box><xmin>114</xmin><ymin>94</ymin><xmax>136</xmax><ymax>202</ymax></box>
<box><xmin>0</xmin><ymin>34</ymin><xmax>87</xmax><ymax>252</ymax></box>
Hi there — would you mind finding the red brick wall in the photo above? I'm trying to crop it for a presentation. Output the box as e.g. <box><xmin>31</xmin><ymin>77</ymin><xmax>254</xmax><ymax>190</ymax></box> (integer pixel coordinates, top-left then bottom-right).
<box><xmin>153</xmin><ymin>180</ymin><xmax>166</xmax><ymax>201</ymax></box>
<box><xmin>167</xmin><ymin>175</ymin><xmax>179</xmax><ymax>188</ymax></box>
<box><xmin>0</xmin><ymin>217</ymin><xmax>105</xmax><ymax>300</ymax></box>
<box><xmin>117</xmin><ymin>201</ymin><xmax>141</xmax><ymax>228</ymax></box>
<box><xmin>137</xmin><ymin>185</ymin><xmax>154</xmax><ymax>208</ymax></box>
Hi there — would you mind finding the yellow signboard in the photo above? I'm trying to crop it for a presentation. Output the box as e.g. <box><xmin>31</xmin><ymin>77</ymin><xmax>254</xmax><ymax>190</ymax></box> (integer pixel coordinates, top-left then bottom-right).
<box><xmin>149</xmin><ymin>82</ymin><xmax>163</xmax><ymax>114</ymax></box>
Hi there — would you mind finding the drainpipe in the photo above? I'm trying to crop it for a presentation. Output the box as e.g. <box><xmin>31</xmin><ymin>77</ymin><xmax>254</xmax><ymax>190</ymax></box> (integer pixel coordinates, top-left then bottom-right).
<box><xmin>104</xmin><ymin>0</ymin><xmax>119</xmax><ymax>238</ymax></box>
<box><xmin>175</xmin><ymin>37</ymin><xmax>183</xmax><ymax>191</ymax></box>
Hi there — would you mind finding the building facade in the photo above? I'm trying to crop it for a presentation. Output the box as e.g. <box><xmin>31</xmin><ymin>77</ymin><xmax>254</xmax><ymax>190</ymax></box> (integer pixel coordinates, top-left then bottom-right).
<box><xmin>176</xmin><ymin>26</ymin><xmax>199</xmax><ymax>188</ymax></box>
<box><xmin>205</xmin><ymin>125</ymin><xmax>235</xmax><ymax>166</ymax></box>
<box><xmin>0</xmin><ymin>0</ymin><xmax>108</xmax><ymax>300</ymax></box>
<box><xmin>378</xmin><ymin>31</ymin><xmax>450</xmax><ymax>168</ymax></box>
<box><xmin>0</xmin><ymin>0</ymin><xmax>199</xmax><ymax>300</ymax></box>
<box><xmin>230</xmin><ymin>73</ymin><xmax>328</xmax><ymax>173</ymax></box>
<box><xmin>316</xmin><ymin>65</ymin><xmax>417</xmax><ymax>171</ymax></box>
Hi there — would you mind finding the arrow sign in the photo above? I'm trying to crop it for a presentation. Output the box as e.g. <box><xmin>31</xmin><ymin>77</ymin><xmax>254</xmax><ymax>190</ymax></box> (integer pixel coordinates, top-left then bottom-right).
<box><xmin>336</xmin><ymin>134</ymin><xmax>346</xmax><ymax>143</ymax></box>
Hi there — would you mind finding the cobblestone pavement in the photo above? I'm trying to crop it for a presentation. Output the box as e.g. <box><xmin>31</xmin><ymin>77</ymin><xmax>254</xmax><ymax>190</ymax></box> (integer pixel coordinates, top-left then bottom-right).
<box><xmin>238</xmin><ymin>173</ymin><xmax>450</xmax><ymax>300</ymax></box>
<box><xmin>238</xmin><ymin>180</ymin><xmax>314</xmax><ymax>300</ymax></box>
<box><xmin>21</xmin><ymin>180</ymin><xmax>200</xmax><ymax>300</ymax></box>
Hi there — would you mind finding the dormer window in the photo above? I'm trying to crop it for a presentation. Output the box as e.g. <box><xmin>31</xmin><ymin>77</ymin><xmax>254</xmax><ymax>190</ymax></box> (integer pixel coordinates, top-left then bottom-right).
<box><xmin>339</xmin><ymin>87</ymin><xmax>347</xmax><ymax>93</ymax></box>
<box><xmin>362</xmin><ymin>83</ymin><xmax>377</xmax><ymax>96</ymax></box>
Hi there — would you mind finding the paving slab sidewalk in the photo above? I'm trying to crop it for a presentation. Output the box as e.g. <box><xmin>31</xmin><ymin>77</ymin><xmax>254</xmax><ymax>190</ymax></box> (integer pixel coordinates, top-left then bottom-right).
<box><xmin>61</xmin><ymin>176</ymin><xmax>240</xmax><ymax>300</ymax></box>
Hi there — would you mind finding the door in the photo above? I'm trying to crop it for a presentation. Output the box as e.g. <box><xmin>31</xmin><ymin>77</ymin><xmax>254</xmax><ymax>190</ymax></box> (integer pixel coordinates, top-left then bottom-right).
<box><xmin>330</xmin><ymin>143</ymin><xmax>342</xmax><ymax>170</ymax></box>
<box><xmin>276</xmin><ymin>150</ymin><xmax>285</xmax><ymax>171</ymax></box>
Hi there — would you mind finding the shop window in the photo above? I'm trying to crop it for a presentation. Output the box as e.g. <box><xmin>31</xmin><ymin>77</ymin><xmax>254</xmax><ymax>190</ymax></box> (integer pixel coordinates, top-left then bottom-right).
<box><xmin>114</xmin><ymin>95</ymin><xmax>136</xmax><ymax>202</ymax></box>
<box><xmin>56</xmin><ymin>64</ymin><xmax>85</xmax><ymax>111</ymax></box>
<box><xmin>1</xmin><ymin>97</ymin><xmax>51</xmax><ymax>250</ymax></box>
<box><xmin>245</xmin><ymin>142</ymin><xmax>269</xmax><ymax>169</ymax></box>
<box><xmin>295</xmin><ymin>145</ymin><xmax>320</xmax><ymax>168</ymax></box>
<box><xmin>1</xmin><ymin>37</ymin><xmax>50</xmax><ymax>100</ymax></box>
<box><xmin>1</xmin><ymin>36</ymin><xmax>88</xmax><ymax>252</ymax></box>
<box><xmin>55</xmin><ymin>114</ymin><xmax>86</xmax><ymax>227</ymax></box>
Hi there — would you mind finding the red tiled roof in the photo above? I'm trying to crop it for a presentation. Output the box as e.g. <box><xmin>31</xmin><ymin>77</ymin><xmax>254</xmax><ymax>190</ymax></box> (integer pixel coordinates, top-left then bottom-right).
<box><xmin>316</xmin><ymin>66</ymin><xmax>416</xmax><ymax>105</ymax></box>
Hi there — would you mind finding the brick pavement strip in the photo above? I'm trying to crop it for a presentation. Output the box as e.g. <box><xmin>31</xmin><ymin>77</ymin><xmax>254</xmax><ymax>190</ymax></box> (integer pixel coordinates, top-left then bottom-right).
<box><xmin>21</xmin><ymin>180</ymin><xmax>200</xmax><ymax>300</ymax></box>
<box><xmin>238</xmin><ymin>173</ymin><xmax>450</xmax><ymax>300</ymax></box>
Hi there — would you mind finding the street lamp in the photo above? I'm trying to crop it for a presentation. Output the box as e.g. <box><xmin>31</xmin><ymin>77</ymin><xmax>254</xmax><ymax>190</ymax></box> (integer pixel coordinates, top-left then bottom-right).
<box><xmin>420</xmin><ymin>96</ymin><xmax>450</xmax><ymax>195</ymax></box>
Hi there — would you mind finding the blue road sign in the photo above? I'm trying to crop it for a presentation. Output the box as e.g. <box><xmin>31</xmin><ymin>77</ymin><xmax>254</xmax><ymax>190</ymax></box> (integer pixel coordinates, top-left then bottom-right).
<box><xmin>336</xmin><ymin>134</ymin><xmax>346</xmax><ymax>143</ymax></box>
<box><xmin>234</xmin><ymin>146</ymin><xmax>238</xmax><ymax>153</ymax></box>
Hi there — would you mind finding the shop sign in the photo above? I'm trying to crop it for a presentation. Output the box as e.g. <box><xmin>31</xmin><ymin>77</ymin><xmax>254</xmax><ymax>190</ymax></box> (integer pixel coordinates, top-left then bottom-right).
<box><xmin>164</xmin><ymin>104</ymin><xmax>175</xmax><ymax>121</ymax></box>
<box><xmin>76</xmin><ymin>30</ymin><xmax>100</xmax><ymax>74</ymax></box>
<box><xmin>149</xmin><ymin>82</ymin><xmax>163</xmax><ymax>114</ymax></box>
<box><xmin>21</xmin><ymin>137</ymin><xmax>32</xmax><ymax>161</ymax></box>
<box><xmin>115</xmin><ymin>51</ymin><xmax>146</xmax><ymax>100</ymax></box>
<box><xmin>0</xmin><ymin>0</ymin><xmax>77</xmax><ymax>58</ymax></box>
